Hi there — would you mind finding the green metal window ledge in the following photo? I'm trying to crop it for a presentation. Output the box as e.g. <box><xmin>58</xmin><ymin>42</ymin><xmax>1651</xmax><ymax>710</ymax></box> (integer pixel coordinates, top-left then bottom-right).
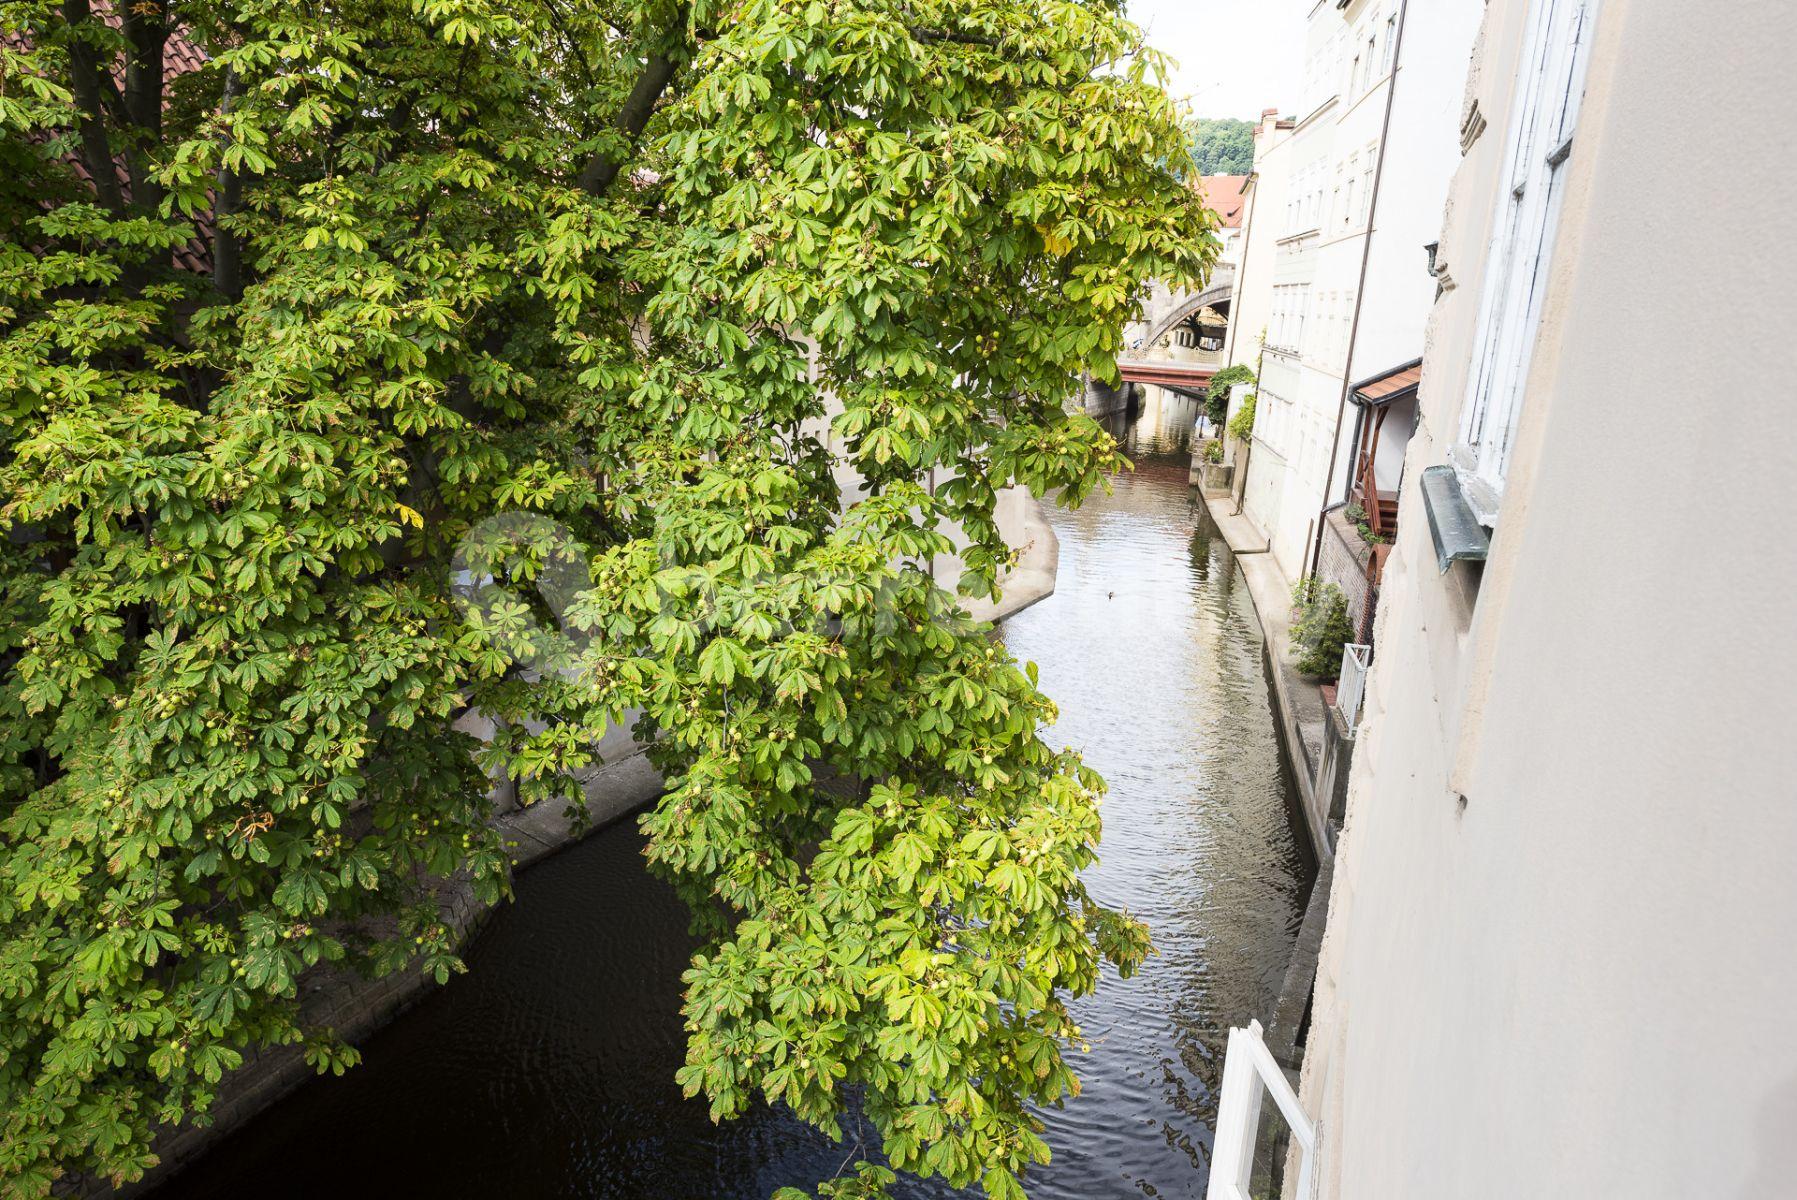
<box><xmin>1420</xmin><ymin>465</ymin><xmax>1492</xmax><ymax>574</ymax></box>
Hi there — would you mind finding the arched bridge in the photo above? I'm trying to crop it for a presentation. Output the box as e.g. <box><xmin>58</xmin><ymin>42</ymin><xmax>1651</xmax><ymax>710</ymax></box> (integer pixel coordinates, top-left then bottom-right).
<box><xmin>1135</xmin><ymin>275</ymin><xmax>1237</xmax><ymax>353</ymax></box>
<box><xmin>1078</xmin><ymin>264</ymin><xmax>1236</xmax><ymax>414</ymax></box>
<box><xmin>1111</xmin><ymin>265</ymin><xmax>1236</xmax><ymax>402</ymax></box>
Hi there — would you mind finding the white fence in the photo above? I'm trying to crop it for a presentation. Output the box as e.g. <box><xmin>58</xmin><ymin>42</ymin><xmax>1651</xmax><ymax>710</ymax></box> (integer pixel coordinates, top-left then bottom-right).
<box><xmin>1337</xmin><ymin>642</ymin><xmax>1373</xmax><ymax>729</ymax></box>
<box><xmin>1210</xmin><ymin>1020</ymin><xmax>1318</xmax><ymax>1200</ymax></box>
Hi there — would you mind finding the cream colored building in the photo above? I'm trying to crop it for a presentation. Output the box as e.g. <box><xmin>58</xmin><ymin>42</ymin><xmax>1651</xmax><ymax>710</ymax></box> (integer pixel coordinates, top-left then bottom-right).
<box><xmin>1234</xmin><ymin>0</ymin><xmax>1479</xmax><ymax>591</ymax></box>
<box><xmin>1210</xmin><ymin>1</ymin><xmax>1797</xmax><ymax>1197</ymax></box>
<box><xmin>1223</xmin><ymin>109</ymin><xmax>1295</xmax><ymax>378</ymax></box>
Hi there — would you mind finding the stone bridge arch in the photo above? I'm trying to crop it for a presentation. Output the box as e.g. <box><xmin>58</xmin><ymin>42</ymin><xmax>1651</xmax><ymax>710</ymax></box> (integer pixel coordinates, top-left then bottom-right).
<box><xmin>1138</xmin><ymin>278</ymin><xmax>1235</xmax><ymax>351</ymax></box>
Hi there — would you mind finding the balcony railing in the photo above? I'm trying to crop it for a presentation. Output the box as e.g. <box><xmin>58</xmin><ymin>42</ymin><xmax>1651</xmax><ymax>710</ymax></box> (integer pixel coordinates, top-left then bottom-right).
<box><xmin>1165</xmin><ymin>344</ymin><xmax>1224</xmax><ymax>367</ymax></box>
<box><xmin>1337</xmin><ymin>642</ymin><xmax>1372</xmax><ymax>729</ymax></box>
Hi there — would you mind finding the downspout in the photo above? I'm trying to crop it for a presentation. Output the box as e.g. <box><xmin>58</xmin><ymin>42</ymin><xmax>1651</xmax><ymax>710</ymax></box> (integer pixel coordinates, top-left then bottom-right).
<box><xmin>1308</xmin><ymin>0</ymin><xmax>1410</xmax><ymax>582</ymax></box>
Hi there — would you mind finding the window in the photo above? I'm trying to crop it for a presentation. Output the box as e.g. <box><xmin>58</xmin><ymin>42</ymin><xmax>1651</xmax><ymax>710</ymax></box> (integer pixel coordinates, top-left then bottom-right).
<box><xmin>1455</xmin><ymin>0</ymin><xmax>1600</xmax><ymax>522</ymax></box>
<box><xmin>1384</xmin><ymin>13</ymin><xmax>1399</xmax><ymax>72</ymax></box>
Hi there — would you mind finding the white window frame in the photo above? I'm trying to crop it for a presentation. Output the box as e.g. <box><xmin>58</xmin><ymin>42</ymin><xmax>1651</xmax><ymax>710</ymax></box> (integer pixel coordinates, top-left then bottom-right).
<box><xmin>1210</xmin><ymin>1020</ymin><xmax>1318</xmax><ymax>1200</ymax></box>
<box><xmin>1454</xmin><ymin>0</ymin><xmax>1600</xmax><ymax>522</ymax></box>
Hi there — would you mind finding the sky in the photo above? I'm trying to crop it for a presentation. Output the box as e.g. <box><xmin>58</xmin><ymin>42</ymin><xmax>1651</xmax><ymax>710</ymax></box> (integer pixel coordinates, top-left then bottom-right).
<box><xmin>1125</xmin><ymin>0</ymin><xmax>1303</xmax><ymax>122</ymax></box>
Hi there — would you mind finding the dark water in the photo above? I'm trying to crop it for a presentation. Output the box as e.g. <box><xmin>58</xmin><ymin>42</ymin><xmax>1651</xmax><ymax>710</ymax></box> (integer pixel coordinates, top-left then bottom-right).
<box><xmin>162</xmin><ymin>396</ymin><xmax>1310</xmax><ymax>1200</ymax></box>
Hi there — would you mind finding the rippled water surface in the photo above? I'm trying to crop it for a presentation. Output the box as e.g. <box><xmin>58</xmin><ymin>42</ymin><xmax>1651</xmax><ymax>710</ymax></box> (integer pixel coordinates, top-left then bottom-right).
<box><xmin>167</xmin><ymin>398</ymin><xmax>1311</xmax><ymax>1200</ymax></box>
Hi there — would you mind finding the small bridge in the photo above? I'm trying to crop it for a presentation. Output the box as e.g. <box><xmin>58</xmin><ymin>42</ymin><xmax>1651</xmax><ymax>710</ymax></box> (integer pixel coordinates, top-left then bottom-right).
<box><xmin>1133</xmin><ymin>267</ymin><xmax>1237</xmax><ymax>354</ymax></box>
<box><xmin>1087</xmin><ymin>264</ymin><xmax>1236</xmax><ymax>417</ymax></box>
<box><xmin>1115</xmin><ymin>357</ymin><xmax>1219</xmax><ymax>401</ymax></box>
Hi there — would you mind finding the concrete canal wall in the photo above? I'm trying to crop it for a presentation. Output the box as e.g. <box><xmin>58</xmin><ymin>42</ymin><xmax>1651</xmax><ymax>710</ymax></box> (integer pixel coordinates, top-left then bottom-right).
<box><xmin>1189</xmin><ymin>478</ymin><xmax>1346</xmax><ymax>1068</ymax></box>
<box><xmin>1191</xmin><ymin>488</ymin><xmax>1337</xmax><ymax>866</ymax></box>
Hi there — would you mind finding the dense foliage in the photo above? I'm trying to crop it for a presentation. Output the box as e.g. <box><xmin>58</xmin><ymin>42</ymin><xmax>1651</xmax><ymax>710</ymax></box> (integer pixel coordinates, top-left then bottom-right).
<box><xmin>1291</xmin><ymin>579</ymin><xmax>1354</xmax><ymax>678</ymax></box>
<box><xmin>1205</xmin><ymin>363</ymin><xmax>1255</xmax><ymax>428</ymax></box>
<box><xmin>0</xmin><ymin>1</ymin><xmax>1213</xmax><ymax>1196</ymax></box>
<box><xmin>1186</xmin><ymin>116</ymin><xmax>1255</xmax><ymax>176</ymax></box>
<box><xmin>1227</xmin><ymin>390</ymin><xmax>1257</xmax><ymax>442</ymax></box>
<box><xmin>1344</xmin><ymin>502</ymin><xmax>1390</xmax><ymax>546</ymax></box>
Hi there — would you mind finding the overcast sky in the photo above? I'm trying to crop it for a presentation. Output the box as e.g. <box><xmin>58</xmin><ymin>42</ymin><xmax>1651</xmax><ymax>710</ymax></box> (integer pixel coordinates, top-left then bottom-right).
<box><xmin>1126</xmin><ymin>0</ymin><xmax>1302</xmax><ymax>121</ymax></box>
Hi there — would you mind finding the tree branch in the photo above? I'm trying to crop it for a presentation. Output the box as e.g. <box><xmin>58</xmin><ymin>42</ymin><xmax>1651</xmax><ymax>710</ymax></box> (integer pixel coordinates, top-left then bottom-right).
<box><xmin>92</xmin><ymin>54</ymin><xmax>130</xmax><ymax>126</ymax></box>
<box><xmin>119</xmin><ymin>0</ymin><xmax>169</xmax><ymax>212</ymax></box>
<box><xmin>212</xmin><ymin>68</ymin><xmax>244</xmax><ymax>298</ymax></box>
<box><xmin>60</xmin><ymin>0</ymin><xmax>125</xmax><ymax>213</ymax></box>
<box><xmin>536</xmin><ymin>0</ymin><xmax>598</xmax><ymax>94</ymax></box>
<box><xmin>907</xmin><ymin>25</ymin><xmax>1000</xmax><ymax>48</ymax></box>
<box><xmin>575</xmin><ymin>5</ymin><xmax>691</xmax><ymax>198</ymax></box>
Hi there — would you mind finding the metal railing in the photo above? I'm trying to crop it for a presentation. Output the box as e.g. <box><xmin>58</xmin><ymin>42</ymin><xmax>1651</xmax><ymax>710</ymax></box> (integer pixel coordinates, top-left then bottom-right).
<box><xmin>1338</xmin><ymin>642</ymin><xmax>1373</xmax><ymax>729</ymax></box>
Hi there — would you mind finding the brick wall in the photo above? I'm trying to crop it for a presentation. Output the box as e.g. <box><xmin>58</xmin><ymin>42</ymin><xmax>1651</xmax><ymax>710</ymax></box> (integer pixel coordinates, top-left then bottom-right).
<box><xmin>1319</xmin><ymin>509</ymin><xmax>1376</xmax><ymax>644</ymax></box>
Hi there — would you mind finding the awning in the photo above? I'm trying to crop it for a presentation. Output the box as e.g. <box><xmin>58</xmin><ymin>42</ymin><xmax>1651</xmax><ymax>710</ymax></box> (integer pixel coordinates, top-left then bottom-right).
<box><xmin>1351</xmin><ymin>358</ymin><xmax>1423</xmax><ymax>407</ymax></box>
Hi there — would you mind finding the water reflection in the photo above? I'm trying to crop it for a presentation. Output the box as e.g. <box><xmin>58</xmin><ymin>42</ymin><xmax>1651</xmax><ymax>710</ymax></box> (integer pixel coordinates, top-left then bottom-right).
<box><xmin>162</xmin><ymin>405</ymin><xmax>1308</xmax><ymax>1200</ymax></box>
<box><xmin>1104</xmin><ymin>384</ymin><xmax>1209</xmax><ymax>458</ymax></box>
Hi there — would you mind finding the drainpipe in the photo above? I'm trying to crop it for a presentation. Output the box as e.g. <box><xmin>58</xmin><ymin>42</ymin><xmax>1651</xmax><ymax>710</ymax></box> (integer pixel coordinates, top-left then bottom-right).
<box><xmin>1308</xmin><ymin>0</ymin><xmax>1410</xmax><ymax>583</ymax></box>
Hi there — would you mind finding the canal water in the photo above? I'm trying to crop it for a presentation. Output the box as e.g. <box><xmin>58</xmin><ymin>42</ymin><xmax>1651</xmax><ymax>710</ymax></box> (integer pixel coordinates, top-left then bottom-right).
<box><xmin>164</xmin><ymin>390</ymin><xmax>1311</xmax><ymax>1200</ymax></box>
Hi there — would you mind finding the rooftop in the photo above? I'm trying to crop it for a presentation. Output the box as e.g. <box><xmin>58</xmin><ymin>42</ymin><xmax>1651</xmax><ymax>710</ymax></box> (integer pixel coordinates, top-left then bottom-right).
<box><xmin>1351</xmin><ymin>359</ymin><xmax>1424</xmax><ymax>407</ymax></box>
<box><xmin>1194</xmin><ymin>175</ymin><xmax>1250</xmax><ymax>228</ymax></box>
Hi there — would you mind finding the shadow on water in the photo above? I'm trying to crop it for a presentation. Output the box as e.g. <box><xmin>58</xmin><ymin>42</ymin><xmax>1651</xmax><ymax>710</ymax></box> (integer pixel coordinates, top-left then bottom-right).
<box><xmin>162</xmin><ymin>396</ymin><xmax>1310</xmax><ymax>1200</ymax></box>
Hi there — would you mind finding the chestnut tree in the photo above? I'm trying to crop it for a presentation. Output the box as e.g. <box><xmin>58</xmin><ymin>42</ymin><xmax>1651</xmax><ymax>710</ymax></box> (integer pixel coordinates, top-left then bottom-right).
<box><xmin>0</xmin><ymin>0</ymin><xmax>1215</xmax><ymax>1195</ymax></box>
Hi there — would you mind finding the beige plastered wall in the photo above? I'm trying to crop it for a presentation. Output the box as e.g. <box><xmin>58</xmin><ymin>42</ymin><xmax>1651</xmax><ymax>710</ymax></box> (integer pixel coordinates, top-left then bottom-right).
<box><xmin>1294</xmin><ymin>1</ymin><xmax>1797</xmax><ymax>1197</ymax></box>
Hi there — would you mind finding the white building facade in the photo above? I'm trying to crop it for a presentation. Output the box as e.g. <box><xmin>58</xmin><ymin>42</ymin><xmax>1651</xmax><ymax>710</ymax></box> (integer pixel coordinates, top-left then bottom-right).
<box><xmin>1236</xmin><ymin>0</ymin><xmax>1479</xmax><ymax>588</ymax></box>
<box><xmin>1222</xmin><ymin>110</ymin><xmax>1295</xmax><ymax>380</ymax></box>
<box><xmin>1229</xmin><ymin>2</ymin><xmax>1797</xmax><ymax>1197</ymax></box>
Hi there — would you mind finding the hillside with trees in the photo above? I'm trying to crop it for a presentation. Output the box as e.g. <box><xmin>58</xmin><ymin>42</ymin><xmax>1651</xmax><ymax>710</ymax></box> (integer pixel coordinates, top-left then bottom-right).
<box><xmin>1188</xmin><ymin>116</ymin><xmax>1257</xmax><ymax>175</ymax></box>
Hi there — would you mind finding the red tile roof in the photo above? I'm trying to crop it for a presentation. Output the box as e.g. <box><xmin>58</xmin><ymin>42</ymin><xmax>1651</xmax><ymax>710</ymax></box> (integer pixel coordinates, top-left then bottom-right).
<box><xmin>1351</xmin><ymin>360</ymin><xmax>1424</xmax><ymax>406</ymax></box>
<box><xmin>1194</xmin><ymin>175</ymin><xmax>1249</xmax><ymax>229</ymax></box>
<box><xmin>89</xmin><ymin>2</ymin><xmax>210</xmax><ymax>79</ymax></box>
<box><xmin>17</xmin><ymin>5</ymin><xmax>215</xmax><ymax>274</ymax></box>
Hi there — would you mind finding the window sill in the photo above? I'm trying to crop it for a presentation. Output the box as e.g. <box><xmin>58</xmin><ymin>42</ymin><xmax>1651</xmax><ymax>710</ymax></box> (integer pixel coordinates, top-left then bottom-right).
<box><xmin>1420</xmin><ymin>466</ymin><xmax>1492</xmax><ymax>574</ymax></box>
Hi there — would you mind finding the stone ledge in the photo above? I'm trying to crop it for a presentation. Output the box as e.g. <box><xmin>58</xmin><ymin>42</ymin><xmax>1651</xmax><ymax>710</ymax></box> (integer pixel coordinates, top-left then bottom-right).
<box><xmin>965</xmin><ymin>490</ymin><xmax>1059</xmax><ymax>624</ymax></box>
